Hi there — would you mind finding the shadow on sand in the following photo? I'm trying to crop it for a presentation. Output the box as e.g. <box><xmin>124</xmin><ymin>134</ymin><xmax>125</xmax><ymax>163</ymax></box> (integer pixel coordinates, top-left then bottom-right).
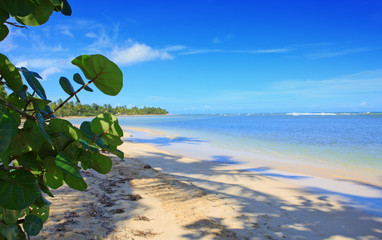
<box><xmin>127</xmin><ymin>149</ymin><xmax>382</xmax><ymax>239</ymax></box>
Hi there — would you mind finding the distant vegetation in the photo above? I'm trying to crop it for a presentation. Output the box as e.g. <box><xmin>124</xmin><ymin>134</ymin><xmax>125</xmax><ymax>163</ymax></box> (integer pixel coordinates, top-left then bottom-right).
<box><xmin>50</xmin><ymin>99</ymin><xmax>168</xmax><ymax>117</ymax></box>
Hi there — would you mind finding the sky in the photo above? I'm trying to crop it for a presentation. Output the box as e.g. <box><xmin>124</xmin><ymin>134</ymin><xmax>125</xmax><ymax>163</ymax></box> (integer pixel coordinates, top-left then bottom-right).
<box><xmin>2</xmin><ymin>0</ymin><xmax>382</xmax><ymax>113</ymax></box>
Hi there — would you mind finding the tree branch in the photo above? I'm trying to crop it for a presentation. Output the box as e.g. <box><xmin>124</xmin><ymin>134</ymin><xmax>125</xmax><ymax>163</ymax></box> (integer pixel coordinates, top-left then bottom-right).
<box><xmin>0</xmin><ymin>99</ymin><xmax>36</xmax><ymax>120</ymax></box>
<box><xmin>45</xmin><ymin>79</ymin><xmax>94</xmax><ymax>118</ymax></box>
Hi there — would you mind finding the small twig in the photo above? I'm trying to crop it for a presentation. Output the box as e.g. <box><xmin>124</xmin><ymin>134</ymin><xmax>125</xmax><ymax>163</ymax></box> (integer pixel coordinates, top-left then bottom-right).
<box><xmin>45</xmin><ymin>79</ymin><xmax>93</xmax><ymax>118</ymax></box>
<box><xmin>5</xmin><ymin>21</ymin><xmax>27</xmax><ymax>29</ymax></box>
<box><xmin>0</xmin><ymin>165</ymin><xmax>24</xmax><ymax>170</ymax></box>
<box><xmin>0</xmin><ymin>99</ymin><xmax>36</xmax><ymax>120</ymax></box>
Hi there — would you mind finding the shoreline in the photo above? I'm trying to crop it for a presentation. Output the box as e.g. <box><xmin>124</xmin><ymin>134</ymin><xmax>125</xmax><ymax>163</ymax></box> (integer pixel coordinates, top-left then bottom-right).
<box><xmin>36</xmin><ymin>132</ymin><xmax>382</xmax><ymax>239</ymax></box>
<box><xmin>124</xmin><ymin>126</ymin><xmax>382</xmax><ymax>189</ymax></box>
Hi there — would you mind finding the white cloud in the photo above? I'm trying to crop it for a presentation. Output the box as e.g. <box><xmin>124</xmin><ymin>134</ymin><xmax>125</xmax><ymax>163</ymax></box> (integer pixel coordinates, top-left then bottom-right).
<box><xmin>179</xmin><ymin>48</ymin><xmax>291</xmax><ymax>55</ymax></box>
<box><xmin>15</xmin><ymin>57</ymin><xmax>73</xmax><ymax>70</ymax></box>
<box><xmin>307</xmin><ymin>48</ymin><xmax>373</xmax><ymax>59</ymax></box>
<box><xmin>61</xmin><ymin>29</ymin><xmax>74</xmax><ymax>38</ymax></box>
<box><xmin>111</xmin><ymin>42</ymin><xmax>173</xmax><ymax>66</ymax></box>
<box><xmin>163</xmin><ymin>45</ymin><xmax>187</xmax><ymax>52</ymax></box>
<box><xmin>272</xmin><ymin>69</ymin><xmax>382</xmax><ymax>96</ymax></box>
<box><xmin>212</xmin><ymin>34</ymin><xmax>235</xmax><ymax>44</ymax></box>
<box><xmin>85</xmin><ymin>32</ymin><xmax>98</xmax><ymax>38</ymax></box>
<box><xmin>212</xmin><ymin>37</ymin><xmax>221</xmax><ymax>44</ymax></box>
<box><xmin>40</xmin><ymin>67</ymin><xmax>62</xmax><ymax>81</ymax></box>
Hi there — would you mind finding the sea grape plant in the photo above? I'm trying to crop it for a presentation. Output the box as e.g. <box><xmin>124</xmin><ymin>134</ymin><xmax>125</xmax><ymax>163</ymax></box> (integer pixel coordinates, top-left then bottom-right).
<box><xmin>0</xmin><ymin>1</ymin><xmax>125</xmax><ymax>239</ymax></box>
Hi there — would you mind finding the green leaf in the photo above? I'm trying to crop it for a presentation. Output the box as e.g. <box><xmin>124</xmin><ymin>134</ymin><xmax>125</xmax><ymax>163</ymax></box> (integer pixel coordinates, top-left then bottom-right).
<box><xmin>79</xmin><ymin>139</ymin><xmax>98</xmax><ymax>153</ymax></box>
<box><xmin>73</xmin><ymin>73</ymin><xmax>84</xmax><ymax>85</ymax></box>
<box><xmin>14</xmin><ymin>0</ymin><xmax>54</xmax><ymax>26</ymax></box>
<box><xmin>18</xmin><ymin>151</ymin><xmax>40</xmax><ymax>170</ymax></box>
<box><xmin>20</xmin><ymin>67</ymin><xmax>47</xmax><ymax>100</ymax></box>
<box><xmin>23</xmin><ymin>215</ymin><xmax>43</xmax><ymax>236</ymax></box>
<box><xmin>51</xmin><ymin>134</ymin><xmax>73</xmax><ymax>152</ymax></box>
<box><xmin>84</xmin><ymin>85</ymin><xmax>93</xmax><ymax>92</ymax></box>
<box><xmin>30</xmin><ymin>98</ymin><xmax>51</xmax><ymax>109</ymax></box>
<box><xmin>92</xmin><ymin>153</ymin><xmax>112</xmax><ymax>174</ymax></box>
<box><xmin>107</xmin><ymin>148</ymin><xmax>124</xmax><ymax>160</ymax></box>
<box><xmin>16</xmin><ymin>85</ymin><xmax>28</xmax><ymax>102</ymax></box>
<box><xmin>43</xmin><ymin>156</ymin><xmax>63</xmax><ymax>189</ymax></box>
<box><xmin>9</xmin><ymin>127</ymin><xmax>44</xmax><ymax>156</ymax></box>
<box><xmin>77</xmin><ymin>149</ymin><xmax>92</xmax><ymax>170</ymax></box>
<box><xmin>0</xmin><ymin>53</ymin><xmax>23</xmax><ymax>92</ymax></box>
<box><xmin>91</xmin><ymin>113</ymin><xmax>123</xmax><ymax>137</ymax></box>
<box><xmin>0</xmin><ymin>0</ymin><xmax>39</xmax><ymax>17</ymax></box>
<box><xmin>0</xmin><ymin>112</ymin><xmax>13</xmax><ymax>154</ymax></box>
<box><xmin>59</xmin><ymin>76</ymin><xmax>75</xmax><ymax>95</ymax></box>
<box><xmin>79</xmin><ymin>121</ymin><xmax>96</xmax><ymax>143</ymax></box>
<box><xmin>0</xmin><ymin>169</ymin><xmax>40</xmax><ymax>210</ymax></box>
<box><xmin>0</xmin><ymin>24</ymin><xmax>9</xmax><ymax>42</ymax></box>
<box><xmin>7</xmin><ymin>93</ymin><xmax>26</xmax><ymax>109</ymax></box>
<box><xmin>102</xmin><ymin>133</ymin><xmax>123</xmax><ymax>146</ymax></box>
<box><xmin>48</xmin><ymin>119</ymin><xmax>80</xmax><ymax>140</ymax></box>
<box><xmin>0</xmin><ymin>206</ymin><xmax>26</xmax><ymax>225</ymax></box>
<box><xmin>60</xmin><ymin>0</ymin><xmax>71</xmax><ymax>16</ymax></box>
<box><xmin>36</xmin><ymin>113</ymin><xmax>54</xmax><ymax>146</ymax></box>
<box><xmin>55</xmin><ymin>152</ymin><xmax>81</xmax><ymax>179</ymax></box>
<box><xmin>71</xmin><ymin>54</ymin><xmax>123</xmax><ymax>96</ymax></box>
<box><xmin>18</xmin><ymin>67</ymin><xmax>42</xmax><ymax>79</ymax></box>
<box><xmin>0</xmin><ymin>9</ymin><xmax>9</xmax><ymax>23</ymax></box>
<box><xmin>29</xmin><ymin>204</ymin><xmax>49</xmax><ymax>222</ymax></box>
<box><xmin>33</xmin><ymin>192</ymin><xmax>51</xmax><ymax>207</ymax></box>
<box><xmin>49</xmin><ymin>0</ymin><xmax>62</xmax><ymax>7</ymax></box>
<box><xmin>0</xmin><ymin>223</ymin><xmax>18</xmax><ymax>240</ymax></box>
<box><xmin>63</xmin><ymin>173</ymin><xmax>87</xmax><ymax>191</ymax></box>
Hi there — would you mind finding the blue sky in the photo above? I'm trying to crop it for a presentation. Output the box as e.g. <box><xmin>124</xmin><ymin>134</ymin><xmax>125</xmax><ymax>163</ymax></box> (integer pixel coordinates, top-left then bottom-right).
<box><xmin>2</xmin><ymin>0</ymin><xmax>382</xmax><ymax>113</ymax></box>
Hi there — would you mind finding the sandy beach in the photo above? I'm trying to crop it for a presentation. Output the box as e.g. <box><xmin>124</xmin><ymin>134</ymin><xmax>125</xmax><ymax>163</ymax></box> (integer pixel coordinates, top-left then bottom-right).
<box><xmin>34</xmin><ymin>130</ymin><xmax>382</xmax><ymax>240</ymax></box>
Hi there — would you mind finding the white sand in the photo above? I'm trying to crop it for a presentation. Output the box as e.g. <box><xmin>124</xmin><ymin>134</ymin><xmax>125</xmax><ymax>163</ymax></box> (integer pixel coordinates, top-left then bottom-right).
<box><xmin>34</xmin><ymin>130</ymin><xmax>382</xmax><ymax>240</ymax></box>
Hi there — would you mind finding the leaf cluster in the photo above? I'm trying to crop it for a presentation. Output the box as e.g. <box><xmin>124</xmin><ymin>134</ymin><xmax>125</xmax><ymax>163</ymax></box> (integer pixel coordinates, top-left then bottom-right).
<box><xmin>0</xmin><ymin>1</ymin><xmax>125</xmax><ymax>239</ymax></box>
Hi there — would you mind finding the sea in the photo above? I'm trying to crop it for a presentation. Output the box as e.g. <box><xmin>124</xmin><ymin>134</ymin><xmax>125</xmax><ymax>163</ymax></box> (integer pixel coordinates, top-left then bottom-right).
<box><xmin>69</xmin><ymin>113</ymin><xmax>382</xmax><ymax>185</ymax></box>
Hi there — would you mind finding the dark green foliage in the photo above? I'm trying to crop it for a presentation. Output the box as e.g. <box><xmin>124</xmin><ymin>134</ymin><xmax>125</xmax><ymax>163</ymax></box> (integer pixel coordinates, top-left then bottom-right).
<box><xmin>50</xmin><ymin>100</ymin><xmax>168</xmax><ymax>117</ymax></box>
<box><xmin>0</xmin><ymin>1</ymin><xmax>127</xmax><ymax>238</ymax></box>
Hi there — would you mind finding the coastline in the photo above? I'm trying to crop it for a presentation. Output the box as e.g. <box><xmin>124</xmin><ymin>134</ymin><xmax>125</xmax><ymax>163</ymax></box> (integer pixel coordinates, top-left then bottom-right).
<box><xmin>124</xmin><ymin>127</ymin><xmax>382</xmax><ymax>189</ymax></box>
<box><xmin>36</xmin><ymin>129</ymin><xmax>382</xmax><ymax>239</ymax></box>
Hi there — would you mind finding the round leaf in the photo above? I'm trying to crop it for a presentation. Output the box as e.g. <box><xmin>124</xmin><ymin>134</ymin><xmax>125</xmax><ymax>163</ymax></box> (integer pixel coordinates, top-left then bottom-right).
<box><xmin>55</xmin><ymin>152</ymin><xmax>82</xmax><ymax>179</ymax></box>
<box><xmin>14</xmin><ymin>0</ymin><xmax>54</xmax><ymax>26</ymax></box>
<box><xmin>0</xmin><ymin>207</ymin><xmax>26</xmax><ymax>225</ymax></box>
<box><xmin>91</xmin><ymin>113</ymin><xmax>123</xmax><ymax>137</ymax></box>
<box><xmin>0</xmin><ymin>24</ymin><xmax>9</xmax><ymax>42</ymax></box>
<box><xmin>0</xmin><ymin>9</ymin><xmax>10</xmax><ymax>23</ymax></box>
<box><xmin>48</xmin><ymin>119</ymin><xmax>80</xmax><ymax>140</ymax></box>
<box><xmin>23</xmin><ymin>214</ymin><xmax>43</xmax><ymax>236</ymax></box>
<box><xmin>92</xmin><ymin>153</ymin><xmax>112</xmax><ymax>174</ymax></box>
<box><xmin>73</xmin><ymin>73</ymin><xmax>84</xmax><ymax>85</ymax></box>
<box><xmin>0</xmin><ymin>0</ymin><xmax>39</xmax><ymax>17</ymax></box>
<box><xmin>71</xmin><ymin>54</ymin><xmax>123</xmax><ymax>96</ymax></box>
<box><xmin>49</xmin><ymin>0</ymin><xmax>62</xmax><ymax>7</ymax></box>
<box><xmin>60</xmin><ymin>0</ymin><xmax>71</xmax><ymax>16</ymax></box>
<box><xmin>29</xmin><ymin>204</ymin><xmax>50</xmax><ymax>222</ymax></box>
<box><xmin>0</xmin><ymin>112</ymin><xmax>13</xmax><ymax>154</ymax></box>
<box><xmin>59</xmin><ymin>76</ymin><xmax>75</xmax><ymax>95</ymax></box>
<box><xmin>63</xmin><ymin>173</ymin><xmax>87</xmax><ymax>191</ymax></box>
<box><xmin>20</xmin><ymin>67</ymin><xmax>47</xmax><ymax>100</ymax></box>
<box><xmin>0</xmin><ymin>53</ymin><xmax>23</xmax><ymax>92</ymax></box>
<box><xmin>0</xmin><ymin>223</ymin><xmax>18</xmax><ymax>240</ymax></box>
<box><xmin>0</xmin><ymin>169</ymin><xmax>40</xmax><ymax>210</ymax></box>
<box><xmin>84</xmin><ymin>85</ymin><xmax>93</xmax><ymax>92</ymax></box>
<box><xmin>44</xmin><ymin>156</ymin><xmax>63</xmax><ymax>189</ymax></box>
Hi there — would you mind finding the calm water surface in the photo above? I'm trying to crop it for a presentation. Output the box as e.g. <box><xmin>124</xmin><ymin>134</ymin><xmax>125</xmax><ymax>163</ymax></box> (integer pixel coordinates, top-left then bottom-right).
<box><xmin>70</xmin><ymin>113</ymin><xmax>382</xmax><ymax>173</ymax></box>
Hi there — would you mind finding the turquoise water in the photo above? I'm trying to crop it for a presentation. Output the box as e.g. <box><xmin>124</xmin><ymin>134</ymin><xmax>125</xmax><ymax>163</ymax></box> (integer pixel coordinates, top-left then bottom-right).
<box><xmin>69</xmin><ymin>113</ymin><xmax>382</xmax><ymax>174</ymax></box>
